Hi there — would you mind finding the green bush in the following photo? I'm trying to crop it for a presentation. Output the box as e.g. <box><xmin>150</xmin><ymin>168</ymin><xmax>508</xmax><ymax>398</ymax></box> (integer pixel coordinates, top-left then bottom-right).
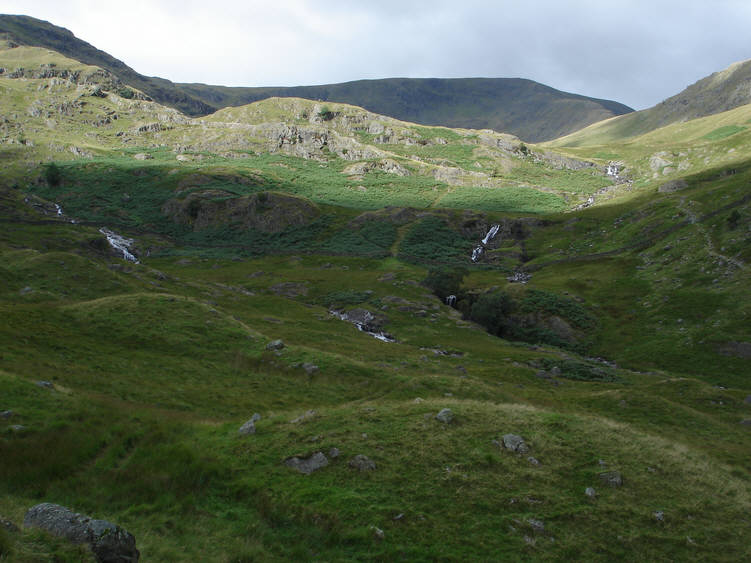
<box><xmin>44</xmin><ymin>162</ymin><xmax>62</xmax><ymax>187</ymax></box>
<box><xmin>422</xmin><ymin>267</ymin><xmax>467</xmax><ymax>300</ymax></box>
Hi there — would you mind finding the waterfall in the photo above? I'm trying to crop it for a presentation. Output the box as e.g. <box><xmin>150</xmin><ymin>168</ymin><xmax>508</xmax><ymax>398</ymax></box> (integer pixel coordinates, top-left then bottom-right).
<box><xmin>54</xmin><ymin>204</ymin><xmax>63</xmax><ymax>216</ymax></box>
<box><xmin>330</xmin><ymin>310</ymin><xmax>395</xmax><ymax>342</ymax></box>
<box><xmin>471</xmin><ymin>224</ymin><xmax>501</xmax><ymax>262</ymax></box>
<box><xmin>445</xmin><ymin>295</ymin><xmax>457</xmax><ymax>307</ymax></box>
<box><xmin>99</xmin><ymin>228</ymin><xmax>139</xmax><ymax>263</ymax></box>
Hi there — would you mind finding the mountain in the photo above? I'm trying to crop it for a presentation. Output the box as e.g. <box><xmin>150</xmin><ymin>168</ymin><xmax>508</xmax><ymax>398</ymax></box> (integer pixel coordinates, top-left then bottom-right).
<box><xmin>178</xmin><ymin>77</ymin><xmax>634</xmax><ymax>143</ymax></box>
<box><xmin>0</xmin><ymin>14</ymin><xmax>633</xmax><ymax>142</ymax></box>
<box><xmin>1</xmin><ymin>26</ymin><xmax>750</xmax><ymax>562</ymax></box>
<box><xmin>549</xmin><ymin>57</ymin><xmax>751</xmax><ymax>147</ymax></box>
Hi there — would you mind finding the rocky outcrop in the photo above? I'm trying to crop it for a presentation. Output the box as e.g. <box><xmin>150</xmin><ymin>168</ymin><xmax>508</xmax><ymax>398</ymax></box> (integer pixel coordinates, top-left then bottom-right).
<box><xmin>23</xmin><ymin>503</ymin><xmax>139</xmax><ymax>562</ymax></box>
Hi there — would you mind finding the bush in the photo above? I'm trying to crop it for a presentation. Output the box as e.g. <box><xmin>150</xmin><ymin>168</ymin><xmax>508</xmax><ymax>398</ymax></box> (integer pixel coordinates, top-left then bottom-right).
<box><xmin>469</xmin><ymin>291</ymin><xmax>516</xmax><ymax>337</ymax></box>
<box><xmin>44</xmin><ymin>163</ymin><xmax>62</xmax><ymax>186</ymax></box>
<box><xmin>118</xmin><ymin>87</ymin><xmax>135</xmax><ymax>99</ymax></box>
<box><xmin>422</xmin><ymin>267</ymin><xmax>466</xmax><ymax>300</ymax></box>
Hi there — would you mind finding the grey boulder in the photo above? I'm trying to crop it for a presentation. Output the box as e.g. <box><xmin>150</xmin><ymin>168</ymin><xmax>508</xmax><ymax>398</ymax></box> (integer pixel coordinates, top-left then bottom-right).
<box><xmin>284</xmin><ymin>452</ymin><xmax>329</xmax><ymax>474</ymax></box>
<box><xmin>502</xmin><ymin>434</ymin><xmax>529</xmax><ymax>454</ymax></box>
<box><xmin>23</xmin><ymin>503</ymin><xmax>139</xmax><ymax>562</ymax></box>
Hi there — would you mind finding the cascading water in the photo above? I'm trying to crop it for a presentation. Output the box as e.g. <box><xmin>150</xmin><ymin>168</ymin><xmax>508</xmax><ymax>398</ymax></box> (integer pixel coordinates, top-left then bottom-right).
<box><xmin>471</xmin><ymin>224</ymin><xmax>501</xmax><ymax>262</ymax></box>
<box><xmin>330</xmin><ymin>310</ymin><xmax>395</xmax><ymax>342</ymax></box>
<box><xmin>99</xmin><ymin>228</ymin><xmax>139</xmax><ymax>263</ymax></box>
<box><xmin>54</xmin><ymin>204</ymin><xmax>63</xmax><ymax>216</ymax></box>
<box><xmin>445</xmin><ymin>295</ymin><xmax>457</xmax><ymax>307</ymax></box>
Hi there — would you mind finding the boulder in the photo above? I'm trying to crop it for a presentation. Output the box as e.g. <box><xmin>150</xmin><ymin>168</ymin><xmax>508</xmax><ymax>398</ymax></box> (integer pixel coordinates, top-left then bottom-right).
<box><xmin>23</xmin><ymin>503</ymin><xmax>139</xmax><ymax>562</ymax></box>
<box><xmin>657</xmin><ymin>179</ymin><xmax>688</xmax><ymax>193</ymax></box>
<box><xmin>348</xmin><ymin>454</ymin><xmax>376</xmax><ymax>471</ymax></box>
<box><xmin>284</xmin><ymin>452</ymin><xmax>328</xmax><ymax>474</ymax></box>
<box><xmin>0</xmin><ymin>410</ymin><xmax>12</xmax><ymax>419</ymax></box>
<box><xmin>502</xmin><ymin>434</ymin><xmax>529</xmax><ymax>454</ymax></box>
<box><xmin>435</xmin><ymin>408</ymin><xmax>453</xmax><ymax>424</ymax></box>
<box><xmin>585</xmin><ymin>487</ymin><xmax>597</xmax><ymax>498</ymax></box>
<box><xmin>238</xmin><ymin>419</ymin><xmax>256</xmax><ymax>435</ymax></box>
<box><xmin>598</xmin><ymin>471</ymin><xmax>624</xmax><ymax>487</ymax></box>
<box><xmin>132</xmin><ymin>153</ymin><xmax>153</xmax><ymax>161</ymax></box>
<box><xmin>266</xmin><ymin>339</ymin><xmax>285</xmax><ymax>351</ymax></box>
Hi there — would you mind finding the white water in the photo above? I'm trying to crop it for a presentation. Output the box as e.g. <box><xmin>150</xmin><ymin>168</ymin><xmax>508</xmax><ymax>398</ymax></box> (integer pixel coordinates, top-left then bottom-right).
<box><xmin>330</xmin><ymin>310</ymin><xmax>395</xmax><ymax>342</ymax></box>
<box><xmin>54</xmin><ymin>204</ymin><xmax>63</xmax><ymax>216</ymax></box>
<box><xmin>482</xmin><ymin>224</ymin><xmax>500</xmax><ymax>245</ymax></box>
<box><xmin>471</xmin><ymin>224</ymin><xmax>501</xmax><ymax>262</ymax></box>
<box><xmin>445</xmin><ymin>295</ymin><xmax>457</xmax><ymax>307</ymax></box>
<box><xmin>471</xmin><ymin>246</ymin><xmax>484</xmax><ymax>262</ymax></box>
<box><xmin>99</xmin><ymin>228</ymin><xmax>139</xmax><ymax>263</ymax></box>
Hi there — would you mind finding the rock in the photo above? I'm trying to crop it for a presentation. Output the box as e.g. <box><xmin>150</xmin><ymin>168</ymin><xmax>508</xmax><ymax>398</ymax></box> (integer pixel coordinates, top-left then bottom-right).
<box><xmin>0</xmin><ymin>410</ymin><xmax>12</xmax><ymax>419</ymax></box>
<box><xmin>348</xmin><ymin>454</ymin><xmax>376</xmax><ymax>471</ymax></box>
<box><xmin>502</xmin><ymin>434</ymin><xmax>529</xmax><ymax>454</ymax></box>
<box><xmin>585</xmin><ymin>487</ymin><xmax>596</xmax><ymax>498</ymax></box>
<box><xmin>371</xmin><ymin>525</ymin><xmax>385</xmax><ymax>540</ymax></box>
<box><xmin>413</xmin><ymin>397</ymin><xmax>424</xmax><ymax>404</ymax></box>
<box><xmin>23</xmin><ymin>503</ymin><xmax>139</xmax><ymax>562</ymax></box>
<box><xmin>20</xmin><ymin>286</ymin><xmax>32</xmax><ymax>295</ymax></box>
<box><xmin>598</xmin><ymin>471</ymin><xmax>623</xmax><ymax>487</ymax></box>
<box><xmin>301</xmin><ymin>362</ymin><xmax>319</xmax><ymax>375</ymax></box>
<box><xmin>527</xmin><ymin>519</ymin><xmax>545</xmax><ymax>533</ymax></box>
<box><xmin>266</xmin><ymin>339</ymin><xmax>285</xmax><ymax>351</ymax></box>
<box><xmin>740</xmin><ymin>419</ymin><xmax>751</xmax><ymax>426</ymax></box>
<box><xmin>654</xmin><ymin>511</ymin><xmax>665</xmax><ymax>522</ymax></box>
<box><xmin>435</xmin><ymin>408</ymin><xmax>453</xmax><ymax>424</ymax></box>
<box><xmin>527</xmin><ymin>457</ymin><xmax>541</xmax><ymax>466</ymax></box>
<box><xmin>290</xmin><ymin>410</ymin><xmax>316</xmax><ymax>424</ymax></box>
<box><xmin>270</xmin><ymin>282</ymin><xmax>308</xmax><ymax>298</ymax></box>
<box><xmin>9</xmin><ymin>425</ymin><xmax>26</xmax><ymax>432</ymax></box>
<box><xmin>658</xmin><ymin>179</ymin><xmax>688</xmax><ymax>193</ymax></box>
<box><xmin>284</xmin><ymin>452</ymin><xmax>328</xmax><ymax>474</ymax></box>
<box><xmin>36</xmin><ymin>381</ymin><xmax>54</xmax><ymax>390</ymax></box>
<box><xmin>251</xmin><ymin>413</ymin><xmax>261</xmax><ymax>423</ymax></box>
<box><xmin>744</xmin><ymin>396</ymin><xmax>751</xmax><ymax>405</ymax></box>
<box><xmin>133</xmin><ymin>153</ymin><xmax>153</xmax><ymax>161</ymax></box>
<box><xmin>238</xmin><ymin>419</ymin><xmax>256</xmax><ymax>435</ymax></box>
<box><xmin>328</xmin><ymin>447</ymin><xmax>340</xmax><ymax>459</ymax></box>
<box><xmin>0</xmin><ymin>517</ymin><xmax>19</xmax><ymax>533</ymax></box>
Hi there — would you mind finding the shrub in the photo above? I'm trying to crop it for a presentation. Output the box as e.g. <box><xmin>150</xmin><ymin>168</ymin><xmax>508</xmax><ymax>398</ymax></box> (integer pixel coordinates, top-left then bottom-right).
<box><xmin>469</xmin><ymin>291</ymin><xmax>516</xmax><ymax>337</ymax></box>
<box><xmin>422</xmin><ymin>267</ymin><xmax>467</xmax><ymax>300</ymax></box>
<box><xmin>44</xmin><ymin>163</ymin><xmax>62</xmax><ymax>186</ymax></box>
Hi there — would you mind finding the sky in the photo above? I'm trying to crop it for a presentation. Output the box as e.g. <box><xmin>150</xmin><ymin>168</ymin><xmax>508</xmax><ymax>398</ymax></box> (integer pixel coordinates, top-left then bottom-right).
<box><xmin>3</xmin><ymin>0</ymin><xmax>751</xmax><ymax>110</ymax></box>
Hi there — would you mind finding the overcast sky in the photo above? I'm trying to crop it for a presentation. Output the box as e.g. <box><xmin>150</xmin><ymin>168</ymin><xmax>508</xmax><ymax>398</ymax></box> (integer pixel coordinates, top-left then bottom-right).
<box><xmin>4</xmin><ymin>0</ymin><xmax>751</xmax><ymax>109</ymax></box>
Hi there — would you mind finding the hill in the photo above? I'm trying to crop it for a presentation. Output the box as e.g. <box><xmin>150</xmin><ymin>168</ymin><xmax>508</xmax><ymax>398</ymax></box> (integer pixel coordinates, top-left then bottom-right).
<box><xmin>549</xmin><ymin>58</ymin><xmax>751</xmax><ymax>147</ymax></box>
<box><xmin>178</xmin><ymin>77</ymin><xmax>634</xmax><ymax>143</ymax></box>
<box><xmin>0</xmin><ymin>31</ymin><xmax>749</xmax><ymax>562</ymax></box>
<box><xmin>0</xmin><ymin>14</ymin><xmax>633</xmax><ymax>142</ymax></box>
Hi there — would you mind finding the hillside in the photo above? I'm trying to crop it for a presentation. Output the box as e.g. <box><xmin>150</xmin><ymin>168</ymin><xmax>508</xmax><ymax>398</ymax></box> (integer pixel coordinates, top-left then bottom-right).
<box><xmin>0</xmin><ymin>32</ymin><xmax>750</xmax><ymax>562</ymax></box>
<box><xmin>178</xmin><ymin>77</ymin><xmax>634</xmax><ymax>143</ymax></box>
<box><xmin>0</xmin><ymin>14</ymin><xmax>633</xmax><ymax>142</ymax></box>
<box><xmin>548</xmin><ymin>58</ymin><xmax>751</xmax><ymax>147</ymax></box>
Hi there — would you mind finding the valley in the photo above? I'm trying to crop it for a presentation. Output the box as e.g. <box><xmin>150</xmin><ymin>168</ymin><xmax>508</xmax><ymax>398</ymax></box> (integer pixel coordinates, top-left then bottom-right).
<box><xmin>0</xmin><ymin>25</ymin><xmax>749</xmax><ymax>562</ymax></box>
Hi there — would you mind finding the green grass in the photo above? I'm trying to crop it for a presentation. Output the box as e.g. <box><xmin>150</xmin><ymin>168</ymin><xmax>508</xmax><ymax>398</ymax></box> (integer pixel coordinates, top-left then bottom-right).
<box><xmin>702</xmin><ymin>125</ymin><xmax>747</xmax><ymax>141</ymax></box>
<box><xmin>0</xmin><ymin>43</ymin><xmax>750</xmax><ymax>561</ymax></box>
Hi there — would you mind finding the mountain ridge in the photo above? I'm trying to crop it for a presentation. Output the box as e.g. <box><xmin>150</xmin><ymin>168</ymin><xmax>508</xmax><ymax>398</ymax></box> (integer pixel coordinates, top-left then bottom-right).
<box><xmin>0</xmin><ymin>14</ymin><xmax>633</xmax><ymax>142</ymax></box>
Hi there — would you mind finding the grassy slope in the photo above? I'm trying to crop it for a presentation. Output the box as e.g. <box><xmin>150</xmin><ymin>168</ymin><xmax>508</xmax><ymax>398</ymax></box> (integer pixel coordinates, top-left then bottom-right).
<box><xmin>0</xmin><ymin>15</ymin><xmax>633</xmax><ymax>142</ymax></box>
<box><xmin>547</xmin><ymin>58</ymin><xmax>751</xmax><ymax>148</ymax></box>
<box><xmin>0</xmin><ymin>43</ymin><xmax>750</xmax><ymax>562</ymax></box>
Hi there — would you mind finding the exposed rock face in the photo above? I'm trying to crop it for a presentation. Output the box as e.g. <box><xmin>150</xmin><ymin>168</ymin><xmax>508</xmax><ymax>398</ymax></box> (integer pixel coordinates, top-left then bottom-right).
<box><xmin>23</xmin><ymin>503</ymin><xmax>139</xmax><ymax>562</ymax></box>
<box><xmin>163</xmin><ymin>191</ymin><xmax>319</xmax><ymax>234</ymax></box>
